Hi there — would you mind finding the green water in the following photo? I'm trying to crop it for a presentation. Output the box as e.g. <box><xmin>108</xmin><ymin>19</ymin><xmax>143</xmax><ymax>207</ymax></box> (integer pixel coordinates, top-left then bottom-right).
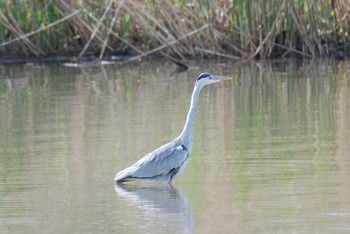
<box><xmin>0</xmin><ymin>60</ymin><xmax>349</xmax><ymax>233</ymax></box>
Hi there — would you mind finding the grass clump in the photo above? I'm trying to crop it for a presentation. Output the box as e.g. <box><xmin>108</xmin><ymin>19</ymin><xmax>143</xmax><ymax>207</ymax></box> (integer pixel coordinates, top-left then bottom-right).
<box><xmin>0</xmin><ymin>0</ymin><xmax>350</xmax><ymax>61</ymax></box>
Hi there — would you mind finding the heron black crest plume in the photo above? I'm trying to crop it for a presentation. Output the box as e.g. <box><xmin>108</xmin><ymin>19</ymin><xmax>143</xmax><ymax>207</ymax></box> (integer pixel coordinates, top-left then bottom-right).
<box><xmin>197</xmin><ymin>73</ymin><xmax>211</xmax><ymax>80</ymax></box>
<box><xmin>115</xmin><ymin>73</ymin><xmax>232</xmax><ymax>184</ymax></box>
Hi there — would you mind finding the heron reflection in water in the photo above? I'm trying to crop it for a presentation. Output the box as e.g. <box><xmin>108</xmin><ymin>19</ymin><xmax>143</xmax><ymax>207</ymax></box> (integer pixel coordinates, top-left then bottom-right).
<box><xmin>115</xmin><ymin>73</ymin><xmax>232</xmax><ymax>183</ymax></box>
<box><xmin>115</xmin><ymin>183</ymin><xmax>194</xmax><ymax>233</ymax></box>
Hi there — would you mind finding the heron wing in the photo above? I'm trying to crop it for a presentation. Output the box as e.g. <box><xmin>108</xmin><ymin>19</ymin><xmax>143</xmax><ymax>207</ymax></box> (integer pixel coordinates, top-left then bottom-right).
<box><xmin>115</xmin><ymin>142</ymin><xmax>188</xmax><ymax>182</ymax></box>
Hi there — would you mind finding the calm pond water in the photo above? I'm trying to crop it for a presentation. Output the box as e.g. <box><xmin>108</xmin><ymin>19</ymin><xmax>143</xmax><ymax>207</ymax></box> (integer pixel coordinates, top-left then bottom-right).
<box><xmin>0</xmin><ymin>60</ymin><xmax>350</xmax><ymax>233</ymax></box>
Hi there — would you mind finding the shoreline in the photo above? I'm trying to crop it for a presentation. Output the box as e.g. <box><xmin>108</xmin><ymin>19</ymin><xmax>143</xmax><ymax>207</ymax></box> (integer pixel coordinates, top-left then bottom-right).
<box><xmin>1</xmin><ymin>1</ymin><xmax>350</xmax><ymax>63</ymax></box>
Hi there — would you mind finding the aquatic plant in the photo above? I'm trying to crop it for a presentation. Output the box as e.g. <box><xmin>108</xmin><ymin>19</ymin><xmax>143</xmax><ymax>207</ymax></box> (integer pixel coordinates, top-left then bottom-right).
<box><xmin>0</xmin><ymin>0</ymin><xmax>349</xmax><ymax>61</ymax></box>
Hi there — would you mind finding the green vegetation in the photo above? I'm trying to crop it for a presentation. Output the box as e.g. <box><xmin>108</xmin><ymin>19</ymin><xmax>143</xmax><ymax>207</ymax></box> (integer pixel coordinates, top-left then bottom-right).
<box><xmin>1</xmin><ymin>0</ymin><xmax>350</xmax><ymax>60</ymax></box>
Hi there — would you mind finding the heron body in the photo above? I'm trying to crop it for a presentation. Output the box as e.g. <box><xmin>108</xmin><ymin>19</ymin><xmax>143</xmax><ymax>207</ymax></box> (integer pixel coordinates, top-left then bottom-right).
<box><xmin>115</xmin><ymin>73</ymin><xmax>231</xmax><ymax>183</ymax></box>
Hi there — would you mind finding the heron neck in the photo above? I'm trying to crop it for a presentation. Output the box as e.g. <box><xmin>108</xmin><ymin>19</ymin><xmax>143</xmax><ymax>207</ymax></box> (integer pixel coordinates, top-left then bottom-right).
<box><xmin>179</xmin><ymin>83</ymin><xmax>203</xmax><ymax>147</ymax></box>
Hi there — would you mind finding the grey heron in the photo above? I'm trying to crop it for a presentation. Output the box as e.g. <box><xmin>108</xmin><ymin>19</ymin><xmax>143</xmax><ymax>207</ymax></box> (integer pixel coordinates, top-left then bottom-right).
<box><xmin>115</xmin><ymin>73</ymin><xmax>232</xmax><ymax>183</ymax></box>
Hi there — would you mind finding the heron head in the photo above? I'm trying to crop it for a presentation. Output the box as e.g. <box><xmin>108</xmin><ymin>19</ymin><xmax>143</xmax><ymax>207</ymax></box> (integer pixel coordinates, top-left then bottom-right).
<box><xmin>196</xmin><ymin>73</ymin><xmax>232</xmax><ymax>86</ymax></box>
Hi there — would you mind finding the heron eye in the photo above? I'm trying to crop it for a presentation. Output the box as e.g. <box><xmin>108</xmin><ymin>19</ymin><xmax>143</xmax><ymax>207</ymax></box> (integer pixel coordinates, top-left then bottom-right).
<box><xmin>197</xmin><ymin>73</ymin><xmax>210</xmax><ymax>80</ymax></box>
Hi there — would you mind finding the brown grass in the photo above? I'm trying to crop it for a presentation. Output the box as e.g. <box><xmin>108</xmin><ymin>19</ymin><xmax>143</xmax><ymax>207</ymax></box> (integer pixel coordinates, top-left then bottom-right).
<box><xmin>0</xmin><ymin>0</ymin><xmax>350</xmax><ymax>62</ymax></box>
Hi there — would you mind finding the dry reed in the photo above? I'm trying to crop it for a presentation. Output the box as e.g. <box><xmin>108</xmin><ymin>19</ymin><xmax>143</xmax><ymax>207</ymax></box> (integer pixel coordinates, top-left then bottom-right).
<box><xmin>0</xmin><ymin>0</ymin><xmax>350</xmax><ymax>61</ymax></box>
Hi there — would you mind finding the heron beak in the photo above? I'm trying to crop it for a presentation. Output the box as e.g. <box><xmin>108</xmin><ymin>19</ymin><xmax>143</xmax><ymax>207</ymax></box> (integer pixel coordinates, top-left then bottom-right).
<box><xmin>212</xmin><ymin>74</ymin><xmax>232</xmax><ymax>81</ymax></box>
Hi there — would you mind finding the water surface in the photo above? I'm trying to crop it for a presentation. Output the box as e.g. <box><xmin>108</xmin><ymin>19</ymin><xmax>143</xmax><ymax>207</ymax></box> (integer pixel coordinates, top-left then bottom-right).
<box><xmin>0</xmin><ymin>60</ymin><xmax>349</xmax><ymax>233</ymax></box>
